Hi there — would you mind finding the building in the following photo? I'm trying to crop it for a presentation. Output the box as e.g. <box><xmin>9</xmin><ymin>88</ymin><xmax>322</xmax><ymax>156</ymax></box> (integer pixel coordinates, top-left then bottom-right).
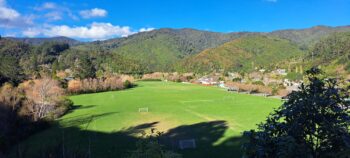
<box><xmin>198</xmin><ymin>77</ymin><xmax>218</xmax><ymax>85</ymax></box>
<box><xmin>274</xmin><ymin>69</ymin><xmax>287</xmax><ymax>75</ymax></box>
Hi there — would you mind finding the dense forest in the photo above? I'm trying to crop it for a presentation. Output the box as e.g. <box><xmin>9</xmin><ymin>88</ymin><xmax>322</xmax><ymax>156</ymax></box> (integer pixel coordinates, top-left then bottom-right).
<box><xmin>1</xmin><ymin>25</ymin><xmax>350</xmax><ymax>86</ymax></box>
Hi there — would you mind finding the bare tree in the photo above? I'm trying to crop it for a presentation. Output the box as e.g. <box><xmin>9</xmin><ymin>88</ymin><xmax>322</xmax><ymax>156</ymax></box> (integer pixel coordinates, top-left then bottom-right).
<box><xmin>23</xmin><ymin>77</ymin><xmax>64</xmax><ymax>121</ymax></box>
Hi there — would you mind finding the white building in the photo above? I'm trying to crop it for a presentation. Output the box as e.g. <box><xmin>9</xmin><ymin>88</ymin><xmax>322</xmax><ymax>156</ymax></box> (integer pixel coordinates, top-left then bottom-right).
<box><xmin>198</xmin><ymin>77</ymin><xmax>218</xmax><ymax>85</ymax></box>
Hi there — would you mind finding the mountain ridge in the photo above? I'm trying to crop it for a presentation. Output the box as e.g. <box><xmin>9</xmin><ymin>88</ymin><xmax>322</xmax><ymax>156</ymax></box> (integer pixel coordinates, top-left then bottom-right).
<box><xmin>3</xmin><ymin>36</ymin><xmax>81</xmax><ymax>46</ymax></box>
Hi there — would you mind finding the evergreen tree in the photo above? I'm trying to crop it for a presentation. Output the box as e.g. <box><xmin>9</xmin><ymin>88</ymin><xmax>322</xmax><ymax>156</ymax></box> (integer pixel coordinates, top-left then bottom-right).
<box><xmin>243</xmin><ymin>67</ymin><xmax>350</xmax><ymax>158</ymax></box>
<box><xmin>51</xmin><ymin>60</ymin><xmax>59</xmax><ymax>79</ymax></box>
<box><xmin>74</xmin><ymin>55</ymin><xmax>95</xmax><ymax>79</ymax></box>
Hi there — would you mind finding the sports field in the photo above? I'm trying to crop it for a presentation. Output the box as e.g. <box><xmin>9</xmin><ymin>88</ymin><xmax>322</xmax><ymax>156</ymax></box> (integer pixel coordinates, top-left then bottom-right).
<box><xmin>15</xmin><ymin>81</ymin><xmax>281</xmax><ymax>158</ymax></box>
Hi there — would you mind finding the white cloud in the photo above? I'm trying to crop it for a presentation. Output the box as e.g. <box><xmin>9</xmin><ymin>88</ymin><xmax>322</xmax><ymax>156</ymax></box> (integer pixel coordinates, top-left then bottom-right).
<box><xmin>42</xmin><ymin>2</ymin><xmax>56</xmax><ymax>9</ymax></box>
<box><xmin>22</xmin><ymin>27</ymin><xmax>41</xmax><ymax>37</ymax></box>
<box><xmin>139</xmin><ymin>27</ymin><xmax>155</xmax><ymax>32</ymax></box>
<box><xmin>0</xmin><ymin>0</ymin><xmax>20</xmax><ymax>20</ymax></box>
<box><xmin>33</xmin><ymin>2</ymin><xmax>79</xmax><ymax>21</ymax></box>
<box><xmin>80</xmin><ymin>8</ymin><xmax>107</xmax><ymax>19</ymax></box>
<box><xmin>0</xmin><ymin>0</ymin><xmax>5</xmax><ymax>5</ymax></box>
<box><xmin>23</xmin><ymin>22</ymin><xmax>133</xmax><ymax>40</ymax></box>
<box><xmin>34</xmin><ymin>2</ymin><xmax>57</xmax><ymax>10</ymax></box>
<box><xmin>3</xmin><ymin>32</ymin><xmax>17</xmax><ymax>37</ymax></box>
<box><xmin>45</xmin><ymin>11</ymin><xmax>62</xmax><ymax>21</ymax></box>
<box><xmin>22</xmin><ymin>22</ymin><xmax>155</xmax><ymax>40</ymax></box>
<box><xmin>0</xmin><ymin>0</ymin><xmax>33</xmax><ymax>28</ymax></box>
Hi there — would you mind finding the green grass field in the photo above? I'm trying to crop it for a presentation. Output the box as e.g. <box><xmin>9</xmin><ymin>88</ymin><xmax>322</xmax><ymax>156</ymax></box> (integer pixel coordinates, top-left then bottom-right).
<box><xmin>13</xmin><ymin>81</ymin><xmax>281</xmax><ymax>158</ymax></box>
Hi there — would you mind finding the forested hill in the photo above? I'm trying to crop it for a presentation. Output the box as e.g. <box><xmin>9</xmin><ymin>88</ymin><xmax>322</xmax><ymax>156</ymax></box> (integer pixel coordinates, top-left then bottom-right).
<box><xmin>268</xmin><ymin>25</ymin><xmax>350</xmax><ymax>48</ymax></box>
<box><xmin>4</xmin><ymin>36</ymin><xmax>81</xmax><ymax>46</ymax></box>
<box><xmin>1</xmin><ymin>25</ymin><xmax>350</xmax><ymax>85</ymax></box>
<box><xmin>178</xmin><ymin>35</ymin><xmax>304</xmax><ymax>73</ymax></box>
<box><xmin>306</xmin><ymin>32</ymin><xmax>350</xmax><ymax>76</ymax></box>
<box><xmin>75</xmin><ymin>28</ymin><xmax>258</xmax><ymax>71</ymax></box>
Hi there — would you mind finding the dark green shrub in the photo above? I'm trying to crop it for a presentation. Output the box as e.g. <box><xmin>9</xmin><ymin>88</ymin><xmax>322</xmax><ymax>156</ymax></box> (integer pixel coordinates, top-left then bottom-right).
<box><xmin>124</xmin><ymin>80</ymin><xmax>133</xmax><ymax>89</ymax></box>
<box><xmin>252</xmin><ymin>81</ymin><xmax>265</xmax><ymax>86</ymax></box>
<box><xmin>243</xmin><ymin>68</ymin><xmax>350</xmax><ymax>157</ymax></box>
<box><xmin>232</xmin><ymin>78</ymin><xmax>242</xmax><ymax>82</ymax></box>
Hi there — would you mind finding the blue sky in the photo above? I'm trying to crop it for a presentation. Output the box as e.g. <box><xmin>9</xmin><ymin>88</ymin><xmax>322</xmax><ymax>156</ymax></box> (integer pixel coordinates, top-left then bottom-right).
<box><xmin>1</xmin><ymin>0</ymin><xmax>349</xmax><ymax>40</ymax></box>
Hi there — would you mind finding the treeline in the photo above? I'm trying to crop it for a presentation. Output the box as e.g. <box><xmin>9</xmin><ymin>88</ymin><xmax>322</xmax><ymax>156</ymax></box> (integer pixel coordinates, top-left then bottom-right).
<box><xmin>0</xmin><ymin>38</ymin><xmax>146</xmax><ymax>86</ymax></box>
<box><xmin>0</xmin><ymin>39</ymin><xmax>70</xmax><ymax>85</ymax></box>
<box><xmin>0</xmin><ymin>77</ymin><xmax>72</xmax><ymax>152</ymax></box>
<box><xmin>67</xmin><ymin>75</ymin><xmax>134</xmax><ymax>94</ymax></box>
<box><xmin>225</xmin><ymin>81</ymin><xmax>289</xmax><ymax>96</ymax></box>
<box><xmin>141</xmin><ymin>72</ymin><xmax>194</xmax><ymax>82</ymax></box>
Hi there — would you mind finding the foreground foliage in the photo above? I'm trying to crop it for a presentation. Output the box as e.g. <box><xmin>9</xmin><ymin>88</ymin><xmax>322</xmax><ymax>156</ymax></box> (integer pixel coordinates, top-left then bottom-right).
<box><xmin>243</xmin><ymin>68</ymin><xmax>350</xmax><ymax>157</ymax></box>
<box><xmin>128</xmin><ymin>129</ymin><xmax>182</xmax><ymax>158</ymax></box>
<box><xmin>0</xmin><ymin>77</ymin><xmax>72</xmax><ymax>153</ymax></box>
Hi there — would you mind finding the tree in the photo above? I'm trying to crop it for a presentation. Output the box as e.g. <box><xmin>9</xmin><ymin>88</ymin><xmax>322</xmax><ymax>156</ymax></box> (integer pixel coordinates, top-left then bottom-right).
<box><xmin>0</xmin><ymin>55</ymin><xmax>24</xmax><ymax>85</ymax></box>
<box><xmin>0</xmin><ymin>83</ymin><xmax>22</xmax><ymax>111</ymax></box>
<box><xmin>243</xmin><ymin>67</ymin><xmax>350</xmax><ymax>158</ymax></box>
<box><xmin>73</xmin><ymin>55</ymin><xmax>95</xmax><ymax>79</ymax></box>
<box><xmin>22</xmin><ymin>77</ymin><xmax>64</xmax><ymax>121</ymax></box>
<box><xmin>128</xmin><ymin>129</ymin><xmax>182</xmax><ymax>158</ymax></box>
<box><xmin>51</xmin><ymin>60</ymin><xmax>59</xmax><ymax>79</ymax></box>
<box><xmin>35</xmin><ymin>42</ymin><xmax>69</xmax><ymax>64</ymax></box>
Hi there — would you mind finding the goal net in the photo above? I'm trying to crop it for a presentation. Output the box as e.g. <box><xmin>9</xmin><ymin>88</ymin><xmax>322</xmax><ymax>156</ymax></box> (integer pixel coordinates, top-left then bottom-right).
<box><xmin>138</xmin><ymin>107</ymin><xmax>149</xmax><ymax>112</ymax></box>
<box><xmin>179</xmin><ymin>139</ymin><xmax>196</xmax><ymax>149</ymax></box>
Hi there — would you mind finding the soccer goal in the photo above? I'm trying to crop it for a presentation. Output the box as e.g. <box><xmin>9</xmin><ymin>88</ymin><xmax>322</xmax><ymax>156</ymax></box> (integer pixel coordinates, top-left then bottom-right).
<box><xmin>138</xmin><ymin>107</ymin><xmax>149</xmax><ymax>112</ymax></box>
<box><xmin>179</xmin><ymin>139</ymin><xmax>196</xmax><ymax>149</ymax></box>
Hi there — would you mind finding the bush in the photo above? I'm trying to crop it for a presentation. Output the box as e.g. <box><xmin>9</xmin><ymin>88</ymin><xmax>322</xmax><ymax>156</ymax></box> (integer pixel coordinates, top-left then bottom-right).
<box><xmin>68</xmin><ymin>76</ymin><xmax>131</xmax><ymax>94</ymax></box>
<box><xmin>226</xmin><ymin>81</ymin><xmax>272</xmax><ymax>95</ymax></box>
<box><xmin>124</xmin><ymin>80</ymin><xmax>133</xmax><ymax>88</ymax></box>
<box><xmin>232</xmin><ymin>78</ymin><xmax>242</xmax><ymax>82</ymax></box>
<box><xmin>277</xmin><ymin>89</ymin><xmax>289</xmax><ymax>97</ymax></box>
<box><xmin>48</xmin><ymin>98</ymin><xmax>73</xmax><ymax>119</ymax></box>
<box><xmin>252</xmin><ymin>81</ymin><xmax>265</xmax><ymax>86</ymax></box>
<box><xmin>0</xmin><ymin>78</ymin><xmax>70</xmax><ymax>152</ymax></box>
<box><xmin>285</xmin><ymin>72</ymin><xmax>303</xmax><ymax>81</ymax></box>
<box><xmin>128</xmin><ymin>129</ymin><xmax>182</xmax><ymax>158</ymax></box>
<box><xmin>243</xmin><ymin>68</ymin><xmax>350</xmax><ymax>157</ymax></box>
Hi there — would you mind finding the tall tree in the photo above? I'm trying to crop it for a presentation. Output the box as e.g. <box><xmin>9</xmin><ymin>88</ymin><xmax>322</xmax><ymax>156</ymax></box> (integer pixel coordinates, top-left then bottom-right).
<box><xmin>0</xmin><ymin>55</ymin><xmax>24</xmax><ymax>85</ymax></box>
<box><xmin>51</xmin><ymin>60</ymin><xmax>59</xmax><ymax>78</ymax></box>
<box><xmin>243</xmin><ymin>68</ymin><xmax>350</xmax><ymax>158</ymax></box>
<box><xmin>73</xmin><ymin>55</ymin><xmax>95</xmax><ymax>79</ymax></box>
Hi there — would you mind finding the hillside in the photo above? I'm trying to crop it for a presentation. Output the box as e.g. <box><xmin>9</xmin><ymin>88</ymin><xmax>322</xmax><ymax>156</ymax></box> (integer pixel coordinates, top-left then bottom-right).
<box><xmin>268</xmin><ymin>25</ymin><xmax>350</xmax><ymax>48</ymax></box>
<box><xmin>74</xmin><ymin>25</ymin><xmax>350</xmax><ymax>72</ymax></box>
<box><xmin>0</xmin><ymin>39</ymin><xmax>31</xmax><ymax>84</ymax></box>
<box><xmin>306</xmin><ymin>32</ymin><xmax>350</xmax><ymax>77</ymax></box>
<box><xmin>1</xmin><ymin>25</ymin><xmax>350</xmax><ymax>77</ymax></box>
<box><xmin>4</xmin><ymin>36</ymin><xmax>81</xmax><ymax>46</ymax></box>
<box><xmin>179</xmin><ymin>35</ymin><xmax>305</xmax><ymax>73</ymax></box>
<box><xmin>77</xmin><ymin>28</ymin><xmax>257</xmax><ymax>71</ymax></box>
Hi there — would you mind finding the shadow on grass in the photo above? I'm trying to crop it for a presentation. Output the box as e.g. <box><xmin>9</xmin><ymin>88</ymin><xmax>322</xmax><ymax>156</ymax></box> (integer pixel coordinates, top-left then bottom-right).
<box><xmin>69</xmin><ymin>105</ymin><xmax>96</xmax><ymax>111</ymax></box>
<box><xmin>59</xmin><ymin>112</ymin><xmax>119</xmax><ymax>127</ymax></box>
<box><xmin>11</xmin><ymin>117</ymin><xmax>245</xmax><ymax>158</ymax></box>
